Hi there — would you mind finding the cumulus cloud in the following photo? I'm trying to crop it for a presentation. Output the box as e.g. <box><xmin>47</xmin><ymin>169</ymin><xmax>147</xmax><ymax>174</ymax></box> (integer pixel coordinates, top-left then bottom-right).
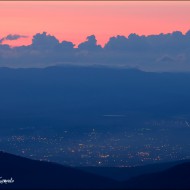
<box><xmin>78</xmin><ymin>35</ymin><xmax>102</xmax><ymax>51</ymax></box>
<box><xmin>104</xmin><ymin>35</ymin><xmax>128</xmax><ymax>51</ymax></box>
<box><xmin>1</xmin><ymin>30</ymin><xmax>190</xmax><ymax>71</ymax></box>
<box><xmin>57</xmin><ymin>41</ymin><xmax>75</xmax><ymax>51</ymax></box>
<box><xmin>31</xmin><ymin>32</ymin><xmax>59</xmax><ymax>49</ymax></box>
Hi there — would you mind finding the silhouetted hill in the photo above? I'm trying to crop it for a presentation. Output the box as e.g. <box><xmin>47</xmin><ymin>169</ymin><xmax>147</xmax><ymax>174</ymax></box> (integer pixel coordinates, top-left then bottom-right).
<box><xmin>124</xmin><ymin>162</ymin><xmax>190</xmax><ymax>189</ymax></box>
<box><xmin>0</xmin><ymin>151</ymin><xmax>118</xmax><ymax>189</ymax></box>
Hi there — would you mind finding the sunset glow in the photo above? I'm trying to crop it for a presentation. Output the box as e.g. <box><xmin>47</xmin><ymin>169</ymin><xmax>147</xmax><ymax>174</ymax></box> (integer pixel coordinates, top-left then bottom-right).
<box><xmin>1</xmin><ymin>1</ymin><xmax>190</xmax><ymax>47</ymax></box>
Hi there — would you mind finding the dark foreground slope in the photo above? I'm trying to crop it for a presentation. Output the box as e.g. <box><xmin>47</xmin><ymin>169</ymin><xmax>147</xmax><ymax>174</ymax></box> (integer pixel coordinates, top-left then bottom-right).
<box><xmin>0</xmin><ymin>151</ymin><xmax>118</xmax><ymax>189</ymax></box>
<box><xmin>79</xmin><ymin>159</ymin><xmax>190</xmax><ymax>181</ymax></box>
<box><xmin>124</xmin><ymin>162</ymin><xmax>190</xmax><ymax>189</ymax></box>
<box><xmin>1</xmin><ymin>151</ymin><xmax>190</xmax><ymax>189</ymax></box>
<box><xmin>0</xmin><ymin>152</ymin><xmax>190</xmax><ymax>189</ymax></box>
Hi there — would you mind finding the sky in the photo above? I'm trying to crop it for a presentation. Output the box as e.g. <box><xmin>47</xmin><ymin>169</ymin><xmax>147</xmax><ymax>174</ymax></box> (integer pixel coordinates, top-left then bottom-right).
<box><xmin>1</xmin><ymin>1</ymin><xmax>190</xmax><ymax>47</ymax></box>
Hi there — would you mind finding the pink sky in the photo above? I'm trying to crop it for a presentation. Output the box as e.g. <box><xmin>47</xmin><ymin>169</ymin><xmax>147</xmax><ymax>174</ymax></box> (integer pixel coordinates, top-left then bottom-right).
<box><xmin>1</xmin><ymin>1</ymin><xmax>190</xmax><ymax>47</ymax></box>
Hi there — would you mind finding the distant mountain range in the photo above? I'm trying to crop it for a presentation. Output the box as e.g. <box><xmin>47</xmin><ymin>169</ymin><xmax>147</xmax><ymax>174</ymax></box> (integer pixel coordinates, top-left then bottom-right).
<box><xmin>1</xmin><ymin>151</ymin><xmax>190</xmax><ymax>189</ymax></box>
<box><xmin>1</xmin><ymin>65</ymin><xmax>190</xmax><ymax>121</ymax></box>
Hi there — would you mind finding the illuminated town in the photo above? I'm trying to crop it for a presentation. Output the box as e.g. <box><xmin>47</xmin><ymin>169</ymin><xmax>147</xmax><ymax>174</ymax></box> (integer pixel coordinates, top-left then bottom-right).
<box><xmin>1</xmin><ymin>118</ymin><xmax>190</xmax><ymax>167</ymax></box>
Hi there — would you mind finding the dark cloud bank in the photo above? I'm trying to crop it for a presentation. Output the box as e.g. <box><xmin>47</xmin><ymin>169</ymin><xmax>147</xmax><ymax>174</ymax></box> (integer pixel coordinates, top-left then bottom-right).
<box><xmin>1</xmin><ymin>31</ymin><xmax>190</xmax><ymax>72</ymax></box>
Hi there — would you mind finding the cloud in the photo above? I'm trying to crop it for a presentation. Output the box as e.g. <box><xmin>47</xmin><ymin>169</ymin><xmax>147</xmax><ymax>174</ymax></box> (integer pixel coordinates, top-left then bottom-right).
<box><xmin>0</xmin><ymin>34</ymin><xmax>28</xmax><ymax>43</ymax></box>
<box><xmin>57</xmin><ymin>41</ymin><xmax>75</xmax><ymax>51</ymax></box>
<box><xmin>104</xmin><ymin>34</ymin><xmax>148</xmax><ymax>51</ymax></box>
<box><xmin>0</xmin><ymin>38</ymin><xmax>3</xmax><ymax>44</ymax></box>
<box><xmin>5</xmin><ymin>34</ymin><xmax>28</xmax><ymax>41</ymax></box>
<box><xmin>78</xmin><ymin>35</ymin><xmax>102</xmax><ymax>51</ymax></box>
<box><xmin>1</xmin><ymin>30</ymin><xmax>190</xmax><ymax>72</ymax></box>
<box><xmin>31</xmin><ymin>32</ymin><xmax>59</xmax><ymax>50</ymax></box>
<box><xmin>104</xmin><ymin>35</ymin><xmax>128</xmax><ymax>51</ymax></box>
